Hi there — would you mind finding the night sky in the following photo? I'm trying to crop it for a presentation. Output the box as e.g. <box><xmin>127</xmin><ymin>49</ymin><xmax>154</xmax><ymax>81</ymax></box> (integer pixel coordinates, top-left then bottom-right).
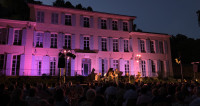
<box><xmin>39</xmin><ymin>0</ymin><xmax>200</xmax><ymax>39</ymax></box>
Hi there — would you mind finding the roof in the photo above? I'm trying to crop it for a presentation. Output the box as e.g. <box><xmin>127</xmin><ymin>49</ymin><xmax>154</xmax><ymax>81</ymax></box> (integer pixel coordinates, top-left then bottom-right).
<box><xmin>28</xmin><ymin>3</ymin><xmax>136</xmax><ymax>20</ymax></box>
<box><xmin>130</xmin><ymin>31</ymin><xmax>171</xmax><ymax>38</ymax></box>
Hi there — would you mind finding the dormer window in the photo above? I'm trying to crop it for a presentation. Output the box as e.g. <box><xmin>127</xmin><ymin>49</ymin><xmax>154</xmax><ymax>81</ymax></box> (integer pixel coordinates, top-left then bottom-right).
<box><xmin>83</xmin><ymin>17</ymin><xmax>90</xmax><ymax>28</ymax></box>
<box><xmin>123</xmin><ymin>22</ymin><xmax>128</xmax><ymax>31</ymax></box>
<box><xmin>112</xmin><ymin>20</ymin><xmax>118</xmax><ymax>30</ymax></box>
<box><xmin>37</xmin><ymin>11</ymin><xmax>44</xmax><ymax>23</ymax></box>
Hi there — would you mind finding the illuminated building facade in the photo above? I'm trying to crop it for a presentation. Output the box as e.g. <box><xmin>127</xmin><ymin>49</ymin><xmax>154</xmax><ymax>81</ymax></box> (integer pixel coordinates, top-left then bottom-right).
<box><xmin>0</xmin><ymin>4</ymin><xmax>173</xmax><ymax>77</ymax></box>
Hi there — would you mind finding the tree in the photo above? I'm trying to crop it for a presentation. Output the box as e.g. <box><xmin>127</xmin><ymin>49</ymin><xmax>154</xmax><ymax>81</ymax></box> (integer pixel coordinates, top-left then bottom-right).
<box><xmin>87</xmin><ymin>6</ymin><xmax>93</xmax><ymax>11</ymax></box>
<box><xmin>53</xmin><ymin>0</ymin><xmax>65</xmax><ymax>7</ymax></box>
<box><xmin>0</xmin><ymin>0</ymin><xmax>31</xmax><ymax>20</ymax></box>
<box><xmin>197</xmin><ymin>10</ymin><xmax>200</xmax><ymax>26</ymax></box>
<box><xmin>64</xmin><ymin>1</ymin><xmax>74</xmax><ymax>8</ymax></box>
<box><xmin>75</xmin><ymin>4</ymin><xmax>82</xmax><ymax>9</ymax></box>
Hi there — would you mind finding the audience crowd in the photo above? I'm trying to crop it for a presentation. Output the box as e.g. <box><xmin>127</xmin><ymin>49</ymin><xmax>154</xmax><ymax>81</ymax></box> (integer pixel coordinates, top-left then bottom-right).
<box><xmin>0</xmin><ymin>80</ymin><xmax>200</xmax><ymax>106</ymax></box>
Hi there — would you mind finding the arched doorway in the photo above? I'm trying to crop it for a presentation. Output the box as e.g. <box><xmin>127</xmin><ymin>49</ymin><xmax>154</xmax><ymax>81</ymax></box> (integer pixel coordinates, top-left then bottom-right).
<box><xmin>82</xmin><ymin>58</ymin><xmax>91</xmax><ymax>76</ymax></box>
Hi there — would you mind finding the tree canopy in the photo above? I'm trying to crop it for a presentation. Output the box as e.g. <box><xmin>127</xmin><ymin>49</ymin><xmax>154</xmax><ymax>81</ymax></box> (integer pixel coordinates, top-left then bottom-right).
<box><xmin>52</xmin><ymin>0</ymin><xmax>93</xmax><ymax>11</ymax></box>
<box><xmin>171</xmin><ymin>34</ymin><xmax>200</xmax><ymax>64</ymax></box>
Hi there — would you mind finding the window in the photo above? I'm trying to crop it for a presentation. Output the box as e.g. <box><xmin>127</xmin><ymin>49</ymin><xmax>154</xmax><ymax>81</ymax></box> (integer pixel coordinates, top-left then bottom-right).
<box><xmin>125</xmin><ymin>60</ymin><xmax>129</xmax><ymax>75</ymax></box>
<box><xmin>101</xmin><ymin>19</ymin><xmax>107</xmax><ymax>29</ymax></box>
<box><xmin>123</xmin><ymin>22</ymin><xmax>128</xmax><ymax>31</ymax></box>
<box><xmin>36</xmin><ymin>32</ymin><xmax>43</xmax><ymax>47</ymax></box>
<box><xmin>64</xmin><ymin>35</ymin><xmax>71</xmax><ymax>49</ymax></box>
<box><xmin>150</xmin><ymin>41</ymin><xmax>155</xmax><ymax>53</ymax></box>
<box><xmin>101</xmin><ymin>38</ymin><xmax>107</xmax><ymax>51</ymax></box>
<box><xmin>159</xmin><ymin>41</ymin><xmax>164</xmax><ymax>53</ymax></box>
<box><xmin>13</xmin><ymin>30</ymin><xmax>22</xmax><ymax>45</ymax></box>
<box><xmin>12</xmin><ymin>55</ymin><xmax>20</xmax><ymax>76</ymax></box>
<box><xmin>102</xmin><ymin>59</ymin><xmax>105</xmax><ymax>76</ymax></box>
<box><xmin>50</xmin><ymin>58</ymin><xmax>56</xmax><ymax>76</ymax></box>
<box><xmin>37</xmin><ymin>11</ymin><xmax>44</xmax><ymax>23</ymax></box>
<box><xmin>36</xmin><ymin>60</ymin><xmax>42</xmax><ymax>76</ymax></box>
<box><xmin>0</xmin><ymin>54</ymin><xmax>6</xmax><ymax>75</ymax></box>
<box><xmin>141</xmin><ymin>60</ymin><xmax>146</xmax><ymax>77</ymax></box>
<box><xmin>84</xmin><ymin>37</ymin><xmax>90</xmax><ymax>50</ymax></box>
<box><xmin>112</xmin><ymin>20</ymin><xmax>118</xmax><ymax>30</ymax></box>
<box><xmin>83</xmin><ymin>17</ymin><xmax>90</xmax><ymax>27</ymax></box>
<box><xmin>113</xmin><ymin>39</ymin><xmax>118</xmax><ymax>52</ymax></box>
<box><xmin>124</xmin><ymin>40</ymin><xmax>129</xmax><ymax>52</ymax></box>
<box><xmin>151</xmin><ymin>60</ymin><xmax>155</xmax><ymax>73</ymax></box>
<box><xmin>0</xmin><ymin>28</ymin><xmax>8</xmax><ymax>44</ymax></box>
<box><xmin>140</xmin><ymin>40</ymin><xmax>145</xmax><ymax>53</ymax></box>
<box><xmin>50</xmin><ymin>34</ymin><xmax>57</xmax><ymax>48</ymax></box>
<box><xmin>65</xmin><ymin>14</ymin><xmax>72</xmax><ymax>26</ymax></box>
<box><xmin>51</xmin><ymin>13</ymin><xmax>58</xmax><ymax>24</ymax></box>
<box><xmin>113</xmin><ymin>60</ymin><xmax>118</xmax><ymax>70</ymax></box>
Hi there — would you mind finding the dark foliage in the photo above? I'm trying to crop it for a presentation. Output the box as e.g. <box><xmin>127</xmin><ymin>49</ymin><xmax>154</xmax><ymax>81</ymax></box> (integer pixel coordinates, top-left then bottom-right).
<box><xmin>53</xmin><ymin>0</ymin><xmax>65</xmax><ymax>7</ymax></box>
<box><xmin>52</xmin><ymin>0</ymin><xmax>93</xmax><ymax>11</ymax></box>
<box><xmin>75</xmin><ymin>4</ymin><xmax>83</xmax><ymax>9</ymax></box>
<box><xmin>170</xmin><ymin>34</ymin><xmax>200</xmax><ymax>64</ymax></box>
<box><xmin>0</xmin><ymin>0</ymin><xmax>42</xmax><ymax>20</ymax></box>
<box><xmin>87</xmin><ymin>6</ymin><xmax>93</xmax><ymax>11</ymax></box>
<box><xmin>65</xmin><ymin>1</ymin><xmax>74</xmax><ymax>8</ymax></box>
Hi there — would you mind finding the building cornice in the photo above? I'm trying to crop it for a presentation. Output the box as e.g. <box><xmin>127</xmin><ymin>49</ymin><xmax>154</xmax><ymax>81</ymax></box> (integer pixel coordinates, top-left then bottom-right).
<box><xmin>28</xmin><ymin>3</ymin><xmax>136</xmax><ymax>20</ymax></box>
<box><xmin>0</xmin><ymin>18</ymin><xmax>36</xmax><ymax>26</ymax></box>
<box><xmin>130</xmin><ymin>32</ymin><xmax>171</xmax><ymax>38</ymax></box>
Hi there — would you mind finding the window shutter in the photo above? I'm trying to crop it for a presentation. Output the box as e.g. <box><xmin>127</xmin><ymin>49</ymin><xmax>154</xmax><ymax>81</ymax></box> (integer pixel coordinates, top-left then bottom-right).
<box><xmin>130</xmin><ymin>59</ymin><xmax>134</xmax><ymax>75</ymax></box>
<box><xmin>21</xmin><ymin>29</ymin><xmax>27</xmax><ymax>46</ymax></box>
<box><xmin>105</xmin><ymin>58</ymin><xmax>108</xmax><ymax>74</ymax></box>
<box><xmin>6</xmin><ymin>54</ymin><xmax>12</xmax><ymax>76</ymax></box>
<box><xmin>119</xmin><ymin>59</ymin><xmax>124</xmax><ymax>76</ymax></box>
<box><xmin>129</xmin><ymin>20</ymin><xmax>133</xmax><ymax>32</ymax></box>
<box><xmin>80</xmin><ymin>34</ymin><xmax>84</xmax><ymax>50</ymax></box>
<box><xmin>98</xmin><ymin>36</ymin><xmax>102</xmax><ymax>51</ymax></box>
<box><xmin>138</xmin><ymin>39</ymin><xmax>141</xmax><ymax>53</ymax></box>
<box><xmin>119</xmin><ymin>38</ymin><xmax>124</xmax><ymax>52</ymax></box>
<box><xmin>33</xmin><ymin>31</ymin><xmax>36</xmax><ymax>47</ymax></box>
<box><xmin>71</xmin><ymin>34</ymin><xmax>76</xmax><ymax>49</ymax></box>
<box><xmin>58</xmin><ymin>33</ymin><xmax>63</xmax><ymax>49</ymax></box>
<box><xmin>129</xmin><ymin>37</ymin><xmax>133</xmax><ymax>52</ymax></box>
<box><xmin>108</xmin><ymin>18</ymin><xmax>112</xmax><ymax>30</ymax></box>
<box><xmin>139</xmin><ymin>60</ymin><xmax>142</xmax><ymax>75</ymax></box>
<box><xmin>164</xmin><ymin>40</ymin><xmax>168</xmax><ymax>54</ymax></box>
<box><xmin>19</xmin><ymin>55</ymin><xmax>25</xmax><ymax>76</ymax></box>
<box><xmin>146</xmin><ymin>39</ymin><xmax>150</xmax><ymax>53</ymax></box>
<box><xmin>99</xmin><ymin>58</ymin><xmax>102</xmax><ymax>74</ymax></box>
<box><xmin>107</xmin><ymin>38</ymin><xmax>109</xmax><ymax>51</ymax></box>
<box><xmin>157</xmin><ymin>60</ymin><xmax>161</xmax><ymax>75</ymax></box>
<box><xmin>90</xmin><ymin>35</ymin><xmax>93</xmax><ymax>50</ymax></box>
<box><xmin>8</xmin><ymin>28</ymin><xmax>14</xmax><ymax>45</ymax></box>
<box><xmin>71</xmin><ymin>58</ymin><xmax>75</xmax><ymax>76</ymax></box>
<box><xmin>155</xmin><ymin>40</ymin><xmax>159</xmax><ymax>53</ymax></box>
<box><xmin>61</xmin><ymin>13</ymin><xmax>65</xmax><ymax>25</ymax></box>
<box><xmin>110</xmin><ymin>58</ymin><xmax>113</xmax><ymax>68</ymax></box>
<box><xmin>43</xmin><ymin>32</ymin><xmax>51</xmax><ymax>48</ymax></box>
<box><xmin>31</xmin><ymin>55</ymin><xmax>37</xmax><ymax>76</ymax></box>
<box><xmin>109</xmin><ymin>37</ymin><xmax>113</xmax><ymax>52</ymax></box>
<box><xmin>42</xmin><ymin>56</ymin><xmax>50</xmax><ymax>75</ymax></box>
<box><xmin>90</xmin><ymin>16</ymin><xmax>93</xmax><ymax>28</ymax></box>
<box><xmin>72</xmin><ymin>14</ymin><xmax>76</xmax><ymax>26</ymax></box>
<box><xmin>147</xmin><ymin>59</ymin><xmax>152</xmax><ymax>77</ymax></box>
<box><xmin>118</xmin><ymin>20</ymin><xmax>122</xmax><ymax>31</ymax></box>
<box><xmin>98</xmin><ymin>18</ymin><xmax>101</xmax><ymax>29</ymax></box>
<box><xmin>165</xmin><ymin>60</ymin><xmax>169</xmax><ymax>77</ymax></box>
<box><xmin>80</xmin><ymin>15</ymin><xmax>83</xmax><ymax>27</ymax></box>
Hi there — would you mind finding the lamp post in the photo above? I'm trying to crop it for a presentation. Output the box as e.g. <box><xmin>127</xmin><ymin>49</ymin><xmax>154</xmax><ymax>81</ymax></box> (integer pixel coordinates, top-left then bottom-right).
<box><xmin>135</xmin><ymin>54</ymin><xmax>142</xmax><ymax>80</ymax></box>
<box><xmin>58</xmin><ymin>49</ymin><xmax>76</xmax><ymax>83</ymax></box>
